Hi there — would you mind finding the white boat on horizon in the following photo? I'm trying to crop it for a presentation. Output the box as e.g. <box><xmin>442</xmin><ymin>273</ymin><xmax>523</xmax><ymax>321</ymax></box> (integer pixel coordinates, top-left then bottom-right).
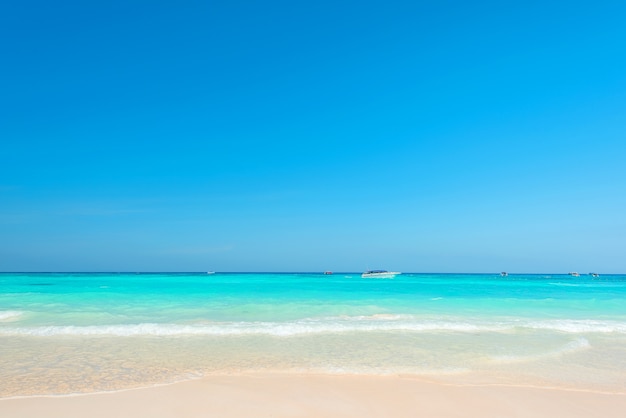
<box><xmin>361</xmin><ymin>270</ymin><xmax>401</xmax><ymax>279</ymax></box>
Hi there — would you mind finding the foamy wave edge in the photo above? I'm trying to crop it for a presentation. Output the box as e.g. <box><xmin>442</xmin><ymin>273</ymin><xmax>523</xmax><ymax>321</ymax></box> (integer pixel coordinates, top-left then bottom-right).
<box><xmin>2</xmin><ymin>318</ymin><xmax>626</xmax><ymax>336</ymax></box>
<box><xmin>491</xmin><ymin>337</ymin><xmax>592</xmax><ymax>363</ymax></box>
<box><xmin>0</xmin><ymin>310</ymin><xmax>23</xmax><ymax>322</ymax></box>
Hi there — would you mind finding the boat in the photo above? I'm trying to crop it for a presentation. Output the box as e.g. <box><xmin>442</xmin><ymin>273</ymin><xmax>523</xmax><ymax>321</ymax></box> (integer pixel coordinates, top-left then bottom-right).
<box><xmin>568</xmin><ymin>272</ymin><xmax>580</xmax><ymax>277</ymax></box>
<box><xmin>590</xmin><ymin>273</ymin><xmax>600</xmax><ymax>278</ymax></box>
<box><xmin>361</xmin><ymin>270</ymin><xmax>401</xmax><ymax>279</ymax></box>
<box><xmin>323</xmin><ymin>271</ymin><xmax>333</xmax><ymax>275</ymax></box>
<box><xmin>206</xmin><ymin>271</ymin><xmax>215</xmax><ymax>275</ymax></box>
<box><xmin>500</xmin><ymin>272</ymin><xmax>508</xmax><ymax>277</ymax></box>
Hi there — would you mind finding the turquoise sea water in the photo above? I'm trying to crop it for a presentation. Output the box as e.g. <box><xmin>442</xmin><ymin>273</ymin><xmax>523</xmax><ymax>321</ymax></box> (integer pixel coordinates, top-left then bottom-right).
<box><xmin>1</xmin><ymin>272</ymin><xmax>626</xmax><ymax>396</ymax></box>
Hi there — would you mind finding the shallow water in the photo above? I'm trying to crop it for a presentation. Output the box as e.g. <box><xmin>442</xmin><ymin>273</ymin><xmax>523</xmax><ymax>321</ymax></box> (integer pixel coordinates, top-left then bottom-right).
<box><xmin>1</xmin><ymin>272</ymin><xmax>625</xmax><ymax>396</ymax></box>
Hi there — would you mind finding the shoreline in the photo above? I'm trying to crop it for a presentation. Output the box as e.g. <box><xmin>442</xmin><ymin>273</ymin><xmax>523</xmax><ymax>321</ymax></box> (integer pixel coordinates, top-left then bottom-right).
<box><xmin>2</xmin><ymin>373</ymin><xmax>626</xmax><ymax>418</ymax></box>
<box><xmin>4</xmin><ymin>370</ymin><xmax>626</xmax><ymax>400</ymax></box>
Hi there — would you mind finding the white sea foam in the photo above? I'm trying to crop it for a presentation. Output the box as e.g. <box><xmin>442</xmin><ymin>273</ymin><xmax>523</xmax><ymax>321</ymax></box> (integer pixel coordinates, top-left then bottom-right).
<box><xmin>524</xmin><ymin>319</ymin><xmax>626</xmax><ymax>333</ymax></box>
<box><xmin>2</xmin><ymin>317</ymin><xmax>625</xmax><ymax>337</ymax></box>
<box><xmin>1</xmin><ymin>311</ymin><xmax>625</xmax><ymax>337</ymax></box>
<box><xmin>0</xmin><ymin>310</ymin><xmax>23</xmax><ymax>322</ymax></box>
<box><xmin>336</xmin><ymin>314</ymin><xmax>411</xmax><ymax>321</ymax></box>
<box><xmin>0</xmin><ymin>317</ymin><xmax>503</xmax><ymax>337</ymax></box>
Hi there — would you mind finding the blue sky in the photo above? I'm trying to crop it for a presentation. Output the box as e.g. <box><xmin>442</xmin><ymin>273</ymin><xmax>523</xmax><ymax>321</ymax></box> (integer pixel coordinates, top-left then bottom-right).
<box><xmin>1</xmin><ymin>1</ymin><xmax>625</xmax><ymax>272</ymax></box>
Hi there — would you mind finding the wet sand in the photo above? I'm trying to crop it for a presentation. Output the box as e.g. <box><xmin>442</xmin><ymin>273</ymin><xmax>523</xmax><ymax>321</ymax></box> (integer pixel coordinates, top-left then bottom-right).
<box><xmin>2</xmin><ymin>374</ymin><xmax>625</xmax><ymax>418</ymax></box>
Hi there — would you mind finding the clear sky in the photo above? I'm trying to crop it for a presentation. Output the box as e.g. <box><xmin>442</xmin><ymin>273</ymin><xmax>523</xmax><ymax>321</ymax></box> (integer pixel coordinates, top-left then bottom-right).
<box><xmin>1</xmin><ymin>1</ymin><xmax>625</xmax><ymax>273</ymax></box>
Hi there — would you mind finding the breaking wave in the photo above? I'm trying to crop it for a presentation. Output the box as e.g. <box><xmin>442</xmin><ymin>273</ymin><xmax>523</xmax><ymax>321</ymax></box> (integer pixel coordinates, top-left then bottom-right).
<box><xmin>2</xmin><ymin>316</ymin><xmax>626</xmax><ymax>337</ymax></box>
<box><xmin>0</xmin><ymin>310</ymin><xmax>23</xmax><ymax>322</ymax></box>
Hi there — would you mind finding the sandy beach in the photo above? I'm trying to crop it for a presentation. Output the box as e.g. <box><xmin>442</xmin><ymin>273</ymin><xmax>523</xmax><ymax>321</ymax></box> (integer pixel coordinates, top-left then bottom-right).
<box><xmin>2</xmin><ymin>374</ymin><xmax>625</xmax><ymax>418</ymax></box>
<box><xmin>3</xmin><ymin>274</ymin><xmax>626</xmax><ymax>416</ymax></box>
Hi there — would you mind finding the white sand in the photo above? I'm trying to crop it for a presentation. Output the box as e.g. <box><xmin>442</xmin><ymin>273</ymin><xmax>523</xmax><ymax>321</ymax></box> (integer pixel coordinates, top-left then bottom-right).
<box><xmin>2</xmin><ymin>374</ymin><xmax>625</xmax><ymax>418</ymax></box>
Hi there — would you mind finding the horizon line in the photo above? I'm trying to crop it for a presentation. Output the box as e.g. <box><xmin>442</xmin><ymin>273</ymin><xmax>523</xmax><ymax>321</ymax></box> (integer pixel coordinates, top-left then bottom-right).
<box><xmin>0</xmin><ymin>271</ymin><xmax>620</xmax><ymax>275</ymax></box>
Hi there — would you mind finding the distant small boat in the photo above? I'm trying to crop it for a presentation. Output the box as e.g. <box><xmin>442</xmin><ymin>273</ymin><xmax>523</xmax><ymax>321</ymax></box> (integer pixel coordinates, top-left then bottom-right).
<box><xmin>206</xmin><ymin>271</ymin><xmax>215</xmax><ymax>275</ymax></box>
<box><xmin>568</xmin><ymin>272</ymin><xmax>580</xmax><ymax>277</ymax></box>
<box><xmin>361</xmin><ymin>270</ymin><xmax>401</xmax><ymax>279</ymax></box>
<box><xmin>500</xmin><ymin>272</ymin><xmax>508</xmax><ymax>277</ymax></box>
<box><xmin>323</xmin><ymin>271</ymin><xmax>333</xmax><ymax>275</ymax></box>
<box><xmin>590</xmin><ymin>273</ymin><xmax>600</xmax><ymax>278</ymax></box>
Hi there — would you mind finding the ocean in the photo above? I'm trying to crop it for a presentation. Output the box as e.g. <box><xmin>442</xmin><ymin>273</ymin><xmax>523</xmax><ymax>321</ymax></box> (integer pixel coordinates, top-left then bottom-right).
<box><xmin>1</xmin><ymin>272</ymin><xmax>625</xmax><ymax>397</ymax></box>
